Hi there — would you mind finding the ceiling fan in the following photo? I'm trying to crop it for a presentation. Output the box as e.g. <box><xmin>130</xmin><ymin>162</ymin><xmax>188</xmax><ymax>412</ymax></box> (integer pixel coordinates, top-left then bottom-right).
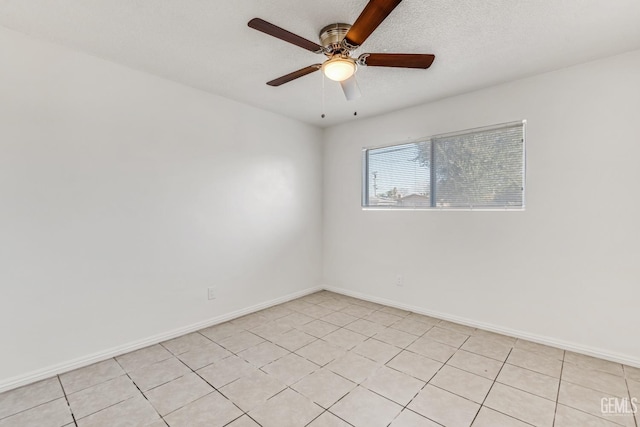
<box><xmin>248</xmin><ymin>0</ymin><xmax>435</xmax><ymax>101</ymax></box>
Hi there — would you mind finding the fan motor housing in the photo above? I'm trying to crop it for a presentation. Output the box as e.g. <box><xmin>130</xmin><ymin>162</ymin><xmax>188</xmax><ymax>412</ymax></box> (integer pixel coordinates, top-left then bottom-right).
<box><xmin>319</xmin><ymin>23</ymin><xmax>352</xmax><ymax>49</ymax></box>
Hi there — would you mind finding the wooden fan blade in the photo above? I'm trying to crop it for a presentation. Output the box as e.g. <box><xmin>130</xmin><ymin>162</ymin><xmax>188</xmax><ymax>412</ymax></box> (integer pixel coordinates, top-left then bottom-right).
<box><xmin>344</xmin><ymin>0</ymin><xmax>403</xmax><ymax>47</ymax></box>
<box><xmin>360</xmin><ymin>53</ymin><xmax>435</xmax><ymax>68</ymax></box>
<box><xmin>267</xmin><ymin>65</ymin><xmax>322</xmax><ymax>86</ymax></box>
<box><xmin>248</xmin><ymin>18</ymin><xmax>324</xmax><ymax>53</ymax></box>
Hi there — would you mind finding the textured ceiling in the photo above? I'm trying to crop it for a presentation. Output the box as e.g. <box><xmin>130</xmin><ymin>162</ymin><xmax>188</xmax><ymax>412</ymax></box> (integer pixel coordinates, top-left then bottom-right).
<box><xmin>1</xmin><ymin>0</ymin><xmax>640</xmax><ymax>127</ymax></box>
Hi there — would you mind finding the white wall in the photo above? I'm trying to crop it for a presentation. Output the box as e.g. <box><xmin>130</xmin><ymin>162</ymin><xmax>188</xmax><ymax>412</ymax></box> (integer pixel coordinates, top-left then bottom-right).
<box><xmin>323</xmin><ymin>49</ymin><xmax>640</xmax><ymax>364</ymax></box>
<box><xmin>0</xmin><ymin>27</ymin><xmax>323</xmax><ymax>388</ymax></box>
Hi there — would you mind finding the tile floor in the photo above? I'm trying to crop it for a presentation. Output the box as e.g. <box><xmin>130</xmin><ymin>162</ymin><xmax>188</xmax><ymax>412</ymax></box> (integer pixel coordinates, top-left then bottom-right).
<box><xmin>1</xmin><ymin>291</ymin><xmax>639</xmax><ymax>427</ymax></box>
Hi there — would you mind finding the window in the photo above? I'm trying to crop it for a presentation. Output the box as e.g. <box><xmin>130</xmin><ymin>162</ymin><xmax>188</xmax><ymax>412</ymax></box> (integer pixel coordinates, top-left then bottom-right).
<box><xmin>363</xmin><ymin>121</ymin><xmax>525</xmax><ymax>209</ymax></box>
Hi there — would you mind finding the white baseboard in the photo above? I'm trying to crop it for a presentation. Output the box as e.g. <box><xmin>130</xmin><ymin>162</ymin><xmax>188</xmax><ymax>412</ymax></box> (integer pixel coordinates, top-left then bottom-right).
<box><xmin>323</xmin><ymin>285</ymin><xmax>640</xmax><ymax>369</ymax></box>
<box><xmin>0</xmin><ymin>286</ymin><xmax>322</xmax><ymax>394</ymax></box>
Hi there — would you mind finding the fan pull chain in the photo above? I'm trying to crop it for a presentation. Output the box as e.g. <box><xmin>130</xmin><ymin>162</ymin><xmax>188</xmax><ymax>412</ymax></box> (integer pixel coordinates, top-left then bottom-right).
<box><xmin>321</xmin><ymin>71</ymin><xmax>326</xmax><ymax>119</ymax></box>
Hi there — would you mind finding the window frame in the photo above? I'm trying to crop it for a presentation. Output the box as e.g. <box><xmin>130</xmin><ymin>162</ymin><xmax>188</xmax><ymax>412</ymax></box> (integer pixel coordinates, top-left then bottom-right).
<box><xmin>361</xmin><ymin>120</ymin><xmax>527</xmax><ymax>211</ymax></box>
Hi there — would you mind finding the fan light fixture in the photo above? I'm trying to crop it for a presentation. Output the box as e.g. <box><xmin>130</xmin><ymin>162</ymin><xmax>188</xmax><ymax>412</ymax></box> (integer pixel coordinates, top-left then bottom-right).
<box><xmin>322</xmin><ymin>57</ymin><xmax>356</xmax><ymax>82</ymax></box>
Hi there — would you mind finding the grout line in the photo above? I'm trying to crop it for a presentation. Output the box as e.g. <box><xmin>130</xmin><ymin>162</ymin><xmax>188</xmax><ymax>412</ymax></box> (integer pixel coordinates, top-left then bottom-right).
<box><xmin>0</xmin><ymin>394</ymin><xmax>67</xmax><ymax>422</ymax></box>
<box><xmin>384</xmin><ymin>334</ymin><xmax>470</xmax><ymax>426</ymax></box>
<box><xmin>551</xmin><ymin>350</ymin><xmax>566</xmax><ymax>427</ymax></box>
<box><xmin>468</xmin><ymin>347</ymin><xmax>512</xmax><ymax>426</ymax></box>
<box><xmin>57</xmin><ymin>375</ymin><xmax>79</xmax><ymax>427</ymax></box>
<box><xmin>624</xmin><ymin>374</ymin><xmax>639</xmax><ymax>427</ymax></box>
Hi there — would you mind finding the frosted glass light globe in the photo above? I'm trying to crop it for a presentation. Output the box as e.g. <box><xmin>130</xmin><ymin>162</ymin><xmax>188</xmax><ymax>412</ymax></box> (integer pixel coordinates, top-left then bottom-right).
<box><xmin>323</xmin><ymin>57</ymin><xmax>356</xmax><ymax>82</ymax></box>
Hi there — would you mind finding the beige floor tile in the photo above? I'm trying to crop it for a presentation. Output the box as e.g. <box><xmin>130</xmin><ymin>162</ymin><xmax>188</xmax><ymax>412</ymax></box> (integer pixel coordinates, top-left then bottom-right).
<box><xmin>292</xmin><ymin>369</ymin><xmax>356</xmax><ymax>409</ymax></box>
<box><xmin>220</xmin><ymin>370</ymin><xmax>286</xmax><ymax>412</ymax></box>
<box><xmin>231</xmin><ymin>313</ymin><xmax>269</xmax><ymax>330</ymax></box>
<box><xmin>484</xmin><ymin>383</ymin><xmax>556</xmax><ymax>426</ymax></box>
<box><xmin>0</xmin><ymin>377</ymin><xmax>64</xmax><ymax>419</ymax></box>
<box><xmin>283</xmin><ymin>299</ymin><xmax>315</xmax><ymax>311</ymax></box>
<box><xmin>59</xmin><ymin>359</ymin><xmax>124</xmax><ymax>394</ymax></box>
<box><xmin>514</xmin><ymin>339</ymin><xmax>564</xmax><ymax>360</ymax></box>
<box><xmin>225</xmin><ymin>415</ymin><xmax>261</xmax><ymax>427</ymax></box>
<box><xmin>340</xmin><ymin>304</ymin><xmax>375</xmax><ymax>318</ymax></box>
<box><xmin>196</xmin><ymin>355</ymin><xmax>256</xmax><ymax>388</ymax></box>
<box><xmin>497</xmin><ymin>363</ymin><xmax>559</xmax><ymax>401</ymax></box>
<box><xmin>302</xmin><ymin>292</ymin><xmax>333</xmax><ymax>304</ymax></box>
<box><xmin>327</xmin><ymin>352</ymin><xmax>381</xmax><ymax>384</ymax></box>
<box><xmin>407</xmin><ymin>336</ymin><xmax>458</xmax><ymax>363</ymax></box>
<box><xmin>12</xmin><ymin>294</ymin><xmax>633</xmax><ymax>427</ymax></box>
<box><xmin>408</xmin><ymin>384</ymin><xmax>480</xmax><ymax>427</ymax></box>
<box><xmin>364</xmin><ymin>311</ymin><xmax>403</xmax><ymax>327</ymax></box>
<box><xmin>176</xmin><ymin>342</ymin><xmax>231</xmax><ymax>370</ymax></box>
<box><xmin>218</xmin><ymin>331</ymin><xmax>265</xmax><ymax>353</ymax></box>
<box><xmin>249</xmin><ymin>321</ymin><xmax>293</xmax><ymax>340</ymax></box>
<box><xmin>386</xmin><ymin>351</ymin><xmax>442</xmax><ymax>382</ymax></box>
<box><xmin>429</xmin><ymin>365</ymin><xmax>493</xmax><ymax>403</ymax></box>
<box><xmin>627</xmin><ymin>378</ymin><xmax>640</xmax><ymax>399</ymax></box>
<box><xmin>144</xmin><ymin>373</ymin><xmax>213</xmax><ymax>416</ymax></box>
<box><xmin>262</xmin><ymin>353</ymin><xmax>318</xmax><ymax>385</ymax></box>
<box><xmin>0</xmin><ymin>398</ymin><xmax>73</xmax><ymax>427</ymax></box>
<box><xmin>353</xmin><ymin>338</ymin><xmax>401</xmax><ymax>364</ymax></box>
<box><xmin>349</xmin><ymin>298</ymin><xmax>383</xmax><ymax>310</ymax></box>
<box><xmin>330</xmin><ymin>386</ymin><xmax>402</xmax><ymax>427</ymax></box>
<box><xmin>319</xmin><ymin>299</ymin><xmax>351</xmax><ymax>311</ymax></box>
<box><xmin>163</xmin><ymin>392</ymin><xmax>242</xmax><ymax>427</ymax></box>
<box><xmin>199</xmin><ymin>322</ymin><xmax>244</xmax><ymax>342</ymax></box>
<box><xmin>389</xmin><ymin>318</ymin><xmax>433</xmax><ymax>336</ymax></box>
<box><xmin>303</xmin><ymin>304</ymin><xmax>335</xmax><ymax>319</ymax></box>
<box><xmin>68</xmin><ymin>375</ymin><xmax>138</xmax><ymax>419</ymax></box>
<box><xmin>461</xmin><ymin>335</ymin><xmax>513</xmax><ymax>361</ymax></box>
<box><xmin>564</xmin><ymin>352</ymin><xmax>625</xmax><ymax>376</ymax></box>
<box><xmin>296</xmin><ymin>340</ymin><xmax>346</xmax><ymax>366</ymax></box>
<box><xmin>554</xmin><ymin>404</ymin><xmax>623</xmax><ymax>427</ymax></box>
<box><xmin>507</xmin><ymin>348</ymin><xmax>562</xmax><ymax>378</ymax></box>
<box><xmin>307</xmin><ymin>411</ymin><xmax>352</xmax><ymax>427</ymax></box>
<box><xmin>273</xmin><ymin>312</ymin><xmax>315</xmax><ymax>328</ymax></box>
<box><xmin>258</xmin><ymin>305</ymin><xmax>294</xmax><ymax>322</ymax></box>
<box><xmin>76</xmin><ymin>395</ymin><xmax>160</xmax><ymax>427</ymax></box>
<box><xmin>250</xmin><ymin>389</ymin><xmax>323</xmax><ymax>427</ymax></box>
<box><xmin>238</xmin><ymin>341</ymin><xmax>289</xmax><ymax>367</ymax></box>
<box><xmin>345</xmin><ymin>319</ymin><xmax>386</xmax><ymax>337</ymax></box>
<box><xmin>323</xmin><ymin>328</ymin><xmax>368</xmax><ymax>350</ymax></box>
<box><xmin>447</xmin><ymin>350</ymin><xmax>503</xmax><ymax>380</ymax></box>
<box><xmin>424</xmin><ymin>326</ymin><xmax>469</xmax><ymax>348</ymax></box>
<box><xmin>297</xmin><ymin>320</ymin><xmax>340</xmax><ymax>338</ymax></box>
<box><xmin>624</xmin><ymin>365</ymin><xmax>640</xmax><ymax>382</ymax></box>
<box><xmin>374</xmin><ymin>328</ymin><xmax>419</xmax><ymax>348</ymax></box>
<box><xmin>161</xmin><ymin>332</ymin><xmax>211</xmax><ymax>355</ymax></box>
<box><xmin>562</xmin><ymin>362</ymin><xmax>628</xmax><ymax>396</ymax></box>
<box><xmin>321</xmin><ymin>312</ymin><xmax>359</xmax><ymax>327</ymax></box>
<box><xmin>406</xmin><ymin>313</ymin><xmax>440</xmax><ymax>326</ymax></box>
<box><xmin>379</xmin><ymin>306</ymin><xmax>411</xmax><ymax>317</ymax></box>
<box><xmin>389</xmin><ymin>409</ymin><xmax>441</xmax><ymax>426</ymax></box>
<box><xmin>129</xmin><ymin>357</ymin><xmax>191</xmax><ymax>391</ymax></box>
<box><xmin>270</xmin><ymin>329</ymin><xmax>316</xmax><ymax>351</ymax></box>
<box><xmin>437</xmin><ymin>320</ymin><xmax>477</xmax><ymax>335</ymax></box>
<box><xmin>558</xmin><ymin>381</ymin><xmax>635</xmax><ymax>427</ymax></box>
<box><xmin>115</xmin><ymin>344</ymin><xmax>172</xmax><ymax>372</ymax></box>
<box><xmin>472</xmin><ymin>330</ymin><xmax>517</xmax><ymax>347</ymax></box>
<box><xmin>362</xmin><ymin>366</ymin><xmax>425</xmax><ymax>406</ymax></box>
<box><xmin>471</xmin><ymin>407</ymin><xmax>531</xmax><ymax>427</ymax></box>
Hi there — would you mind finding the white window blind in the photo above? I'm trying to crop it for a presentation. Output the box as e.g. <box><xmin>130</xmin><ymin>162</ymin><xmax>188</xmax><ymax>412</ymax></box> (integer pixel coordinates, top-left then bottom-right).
<box><xmin>363</xmin><ymin>121</ymin><xmax>525</xmax><ymax>209</ymax></box>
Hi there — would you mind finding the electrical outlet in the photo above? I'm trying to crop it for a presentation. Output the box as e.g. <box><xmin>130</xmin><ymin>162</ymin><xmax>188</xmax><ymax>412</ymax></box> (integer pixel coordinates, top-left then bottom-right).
<box><xmin>207</xmin><ymin>287</ymin><xmax>216</xmax><ymax>300</ymax></box>
<box><xmin>395</xmin><ymin>274</ymin><xmax>404</xmax><ymax>287</ymax></box>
